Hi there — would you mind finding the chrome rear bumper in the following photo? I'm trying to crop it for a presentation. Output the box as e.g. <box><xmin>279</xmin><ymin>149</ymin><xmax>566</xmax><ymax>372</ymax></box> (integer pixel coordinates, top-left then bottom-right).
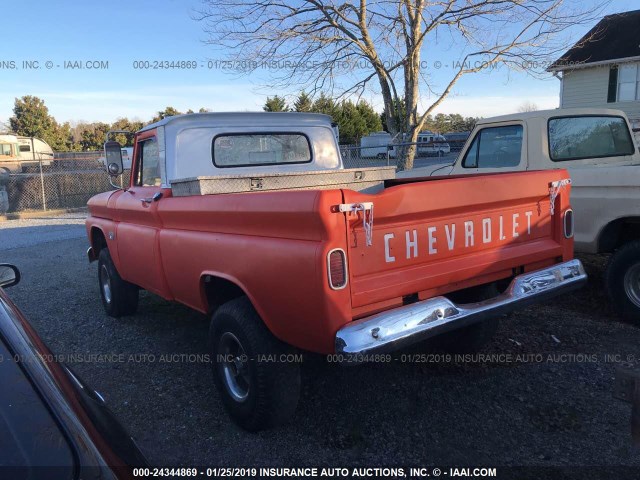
<box><xmin>335</xmin><ymin>259</ymin><xmax>586</xmax><ymax>356</ymax></box>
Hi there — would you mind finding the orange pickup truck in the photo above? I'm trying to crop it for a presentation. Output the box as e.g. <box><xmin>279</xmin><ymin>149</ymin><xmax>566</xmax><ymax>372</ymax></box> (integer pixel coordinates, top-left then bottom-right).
<box><xmin>86</xmin><ymin>112</ymin><xmax>586</xmax><ymax>431</ymax></box>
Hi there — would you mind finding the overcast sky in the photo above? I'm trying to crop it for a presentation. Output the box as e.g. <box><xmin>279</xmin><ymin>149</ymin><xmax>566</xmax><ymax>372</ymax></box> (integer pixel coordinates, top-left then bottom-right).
<box><xmin>0</xmin><ymin>0</ymin><xmax>633</xmax><ymax>124</ymax></box>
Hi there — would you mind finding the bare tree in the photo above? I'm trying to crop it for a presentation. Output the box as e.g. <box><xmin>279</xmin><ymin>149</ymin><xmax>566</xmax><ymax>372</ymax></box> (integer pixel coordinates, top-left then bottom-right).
<box><xmin>197</xmin><ymin>0</ymin><xmax>604</xmax><ymax>170</ymax></box>
<box><xmin>518</xmin><ymin>101</ymin><xmax>540</xmax><ymax>112</ymax></box>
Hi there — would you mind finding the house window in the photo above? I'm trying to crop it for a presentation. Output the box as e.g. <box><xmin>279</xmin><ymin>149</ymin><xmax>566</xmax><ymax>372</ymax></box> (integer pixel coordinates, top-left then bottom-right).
<box><xmin>618</xmin><ymin>63</ymin><xmax>640</xmax><ymax>101</ymax></box>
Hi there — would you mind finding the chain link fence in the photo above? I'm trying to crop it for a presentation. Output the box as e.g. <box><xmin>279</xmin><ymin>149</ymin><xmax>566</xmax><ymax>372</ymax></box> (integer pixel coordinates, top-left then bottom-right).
<box><xmin>0</xmin><ymin>152</ymin><xmax>129</xmax><ymax>214</ymax></box>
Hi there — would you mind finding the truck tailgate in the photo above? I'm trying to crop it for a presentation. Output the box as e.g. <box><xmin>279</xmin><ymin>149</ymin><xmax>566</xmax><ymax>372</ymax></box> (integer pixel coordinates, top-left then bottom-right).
<box><xmin>341</xmin><ymin>170</ymin><xmax>572</xmax><ymax>315</ymax></box>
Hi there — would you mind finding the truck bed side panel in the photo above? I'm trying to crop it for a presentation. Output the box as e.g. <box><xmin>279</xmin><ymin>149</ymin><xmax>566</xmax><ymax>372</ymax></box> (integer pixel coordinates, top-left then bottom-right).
<box><xmin>156</xmin><ymin>189</ymin><xmax>351</xmax><ymax>354</ymax></box>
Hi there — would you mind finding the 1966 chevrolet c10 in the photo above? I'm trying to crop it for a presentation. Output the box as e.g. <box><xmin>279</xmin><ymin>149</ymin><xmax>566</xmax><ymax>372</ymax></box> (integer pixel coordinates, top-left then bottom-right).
<box><xmin>85</xmin><ymin>112</ymin><xmax>586</xmax><ymax>430</ymax></box>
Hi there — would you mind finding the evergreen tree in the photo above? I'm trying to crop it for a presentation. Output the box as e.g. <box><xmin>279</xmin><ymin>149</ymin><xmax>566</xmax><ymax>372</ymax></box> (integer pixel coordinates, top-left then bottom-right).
<box><xmin>293</xmin><ymin>92</ymin><xmax>313</xmax><ymax>112</ymax></box>
<box><xmin>151</xmin><ymin>106</ymin><xmax>182</xmax><ymax>123</ymax></box>
<box><xmin>311</xmin><ymin>93</ymin><xmax>337</xmax><ymax>117</ymax></box>
<box><xmin>263</xmin><ymin>95</ymin><xmax>289</xmax><ymax>112</ymax></box>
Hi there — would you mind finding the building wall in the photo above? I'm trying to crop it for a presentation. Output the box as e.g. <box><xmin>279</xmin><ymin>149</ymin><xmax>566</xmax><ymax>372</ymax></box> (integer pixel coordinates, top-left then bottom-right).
<box><xmin>560</xmin><ymin>66</ymin><xmax>640</xmax><ymax>121</ymax></box>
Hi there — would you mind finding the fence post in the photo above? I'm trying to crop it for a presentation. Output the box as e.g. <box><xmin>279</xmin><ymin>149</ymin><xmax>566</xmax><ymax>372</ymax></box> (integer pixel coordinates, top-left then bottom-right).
<box><xmin>38</xmin><ymin>156</ymin><xmax>47</xmax><ymax>211</ymax></box>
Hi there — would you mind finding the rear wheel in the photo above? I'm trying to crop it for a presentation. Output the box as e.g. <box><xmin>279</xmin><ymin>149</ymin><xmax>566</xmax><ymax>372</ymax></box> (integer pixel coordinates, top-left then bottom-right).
<box><xmin>210</xmin><ymin>296</ymin><xmax>301</xmax><ymax>431</ymax></box>
<box><xmin>98</xmin><ymin>249</ymin><xmax>138</xmax><ymax>317</ymax></box>
<box><xmin>606</xmin><ymin>241</ymin><xmax>640</xmax><ymax>325</ymax></box>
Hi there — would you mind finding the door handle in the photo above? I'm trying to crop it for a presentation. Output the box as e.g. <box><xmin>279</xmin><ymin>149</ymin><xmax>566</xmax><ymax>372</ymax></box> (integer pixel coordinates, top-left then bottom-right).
<box><xmin>140</xmin><ymin>192</ymin><xmax>163</xmax><ymax>204</ymax></box>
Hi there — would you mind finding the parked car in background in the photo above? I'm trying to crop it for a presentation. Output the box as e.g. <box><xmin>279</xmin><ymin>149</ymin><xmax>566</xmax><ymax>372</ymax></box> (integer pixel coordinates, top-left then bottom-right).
<box><xmin>0</xmin><ymin>263</ymin><xmax>148</xmax><ymax>479</ymax></box>
<box><xmin>416</xmin><ymin>131</ymin><xmax>450</xmax><ymax>157</ymax></box>
<box><xmin>400</xmin><ymin>107</ymin><xmax>640</xmax><ymax>324</ymax></box>
<box><xmin>360</xmin><ymin>131</ymin><xmax>393</xmax><ymax>158</ymax></box>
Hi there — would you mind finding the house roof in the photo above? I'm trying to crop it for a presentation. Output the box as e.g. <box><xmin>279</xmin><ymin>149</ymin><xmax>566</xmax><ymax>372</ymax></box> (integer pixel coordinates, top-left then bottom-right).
<box><xmin>548</xmin><ymin>9</ymin><xmax>640</xmax><ymax>71</ymax></box>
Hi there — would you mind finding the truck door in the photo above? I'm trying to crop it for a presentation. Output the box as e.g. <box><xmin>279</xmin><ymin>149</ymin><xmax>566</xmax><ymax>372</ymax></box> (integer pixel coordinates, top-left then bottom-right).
<box><xmin>114</xmin><ymin>131</ymin><xmax>170</xmax><ymax>297</ymax></box>
<box><xmin>452</xmin><ymin>123</ymin><xmax>527</xmax><ymax>175</ymax></box>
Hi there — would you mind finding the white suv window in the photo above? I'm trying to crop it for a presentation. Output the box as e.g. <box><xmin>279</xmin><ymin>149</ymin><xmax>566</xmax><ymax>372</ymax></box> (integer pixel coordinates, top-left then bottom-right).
<box><xmin>462</xmin><ymin>125</ymin><xmax>523</xmax><ymax>168</ymax></box>
<box><xmin>548</xmin><ymin>116</ymin><xmax>635</xmax><ymax>161</ymax></box>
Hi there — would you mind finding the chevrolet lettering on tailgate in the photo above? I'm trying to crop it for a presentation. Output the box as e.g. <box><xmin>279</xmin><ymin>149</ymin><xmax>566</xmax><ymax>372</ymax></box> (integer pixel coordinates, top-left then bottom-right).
<box><xmin>383</xmin><ymin>209</ymin><xmax>536</xmax><ymax>263</ymax></box>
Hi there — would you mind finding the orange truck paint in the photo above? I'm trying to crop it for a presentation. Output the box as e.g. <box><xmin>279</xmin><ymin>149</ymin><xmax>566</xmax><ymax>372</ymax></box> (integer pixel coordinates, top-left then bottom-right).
<box><xmin>87</xmin><ymin>158</ymin><xmax>574</xmax><ymax>353</ymax></box>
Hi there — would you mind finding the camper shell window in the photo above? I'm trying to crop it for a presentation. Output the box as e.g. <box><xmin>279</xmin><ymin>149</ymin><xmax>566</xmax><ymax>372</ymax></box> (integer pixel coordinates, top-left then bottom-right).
<box><xmin>212</xmin><ymin>133</ymin><xmax>312</xmax><ymax>168</ymax></box>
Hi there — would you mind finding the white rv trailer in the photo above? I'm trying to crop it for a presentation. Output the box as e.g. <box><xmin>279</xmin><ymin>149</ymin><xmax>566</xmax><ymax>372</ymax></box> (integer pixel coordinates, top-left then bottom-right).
<box><xmin>359</xmin><ymin>131</ymin><xmax>393</xmax><ymax>158</ymax></box>
<box><xmin>0</xmin><ymin>134</ymin><xmax>53</xmax><ymax>172</ymax></box>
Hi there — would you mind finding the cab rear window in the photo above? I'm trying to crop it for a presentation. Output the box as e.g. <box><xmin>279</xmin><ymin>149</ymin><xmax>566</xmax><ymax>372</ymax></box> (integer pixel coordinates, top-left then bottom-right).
<box><xmin>548</xmin><ymin>116</ymin><xmax>635</xmax><ymax>161</ymax></box>
<box><xmin>212</xmin><ymin>133</ymin><xmax>312</xmax><ymax>168</ymax></box>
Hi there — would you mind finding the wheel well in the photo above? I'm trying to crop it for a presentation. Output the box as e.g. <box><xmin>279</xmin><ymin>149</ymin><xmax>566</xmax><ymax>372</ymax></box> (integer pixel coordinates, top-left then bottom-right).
<box><xmin>91</xmin><ymin>228</ymin><xmax>107</xmax><ymax>255</ymax></box>
<box><xmin>202</xmin><ymin>275</ymin><xmax>246</xmax><ymax>315</ymax></box>
<box><xmin>598</xmin><ymin>218</ymin><xmax>640</xmax><ymax>253</ymax></box>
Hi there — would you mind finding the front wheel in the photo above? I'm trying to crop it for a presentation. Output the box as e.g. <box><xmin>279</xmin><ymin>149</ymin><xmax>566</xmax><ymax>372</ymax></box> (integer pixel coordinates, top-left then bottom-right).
<box><xmin>606</xmin><ymin>241</ymin><xmax>640</xmax><ymax>325</ymax></box>
<box><xmin>210</xmin><ymin>297</ymin><xmax>301</xmax><ymax>431</ymax></box>
<box><xmin>98</xmin><ymin>249</ymin><xmax>139</xmax><ymax>318</ymax></box>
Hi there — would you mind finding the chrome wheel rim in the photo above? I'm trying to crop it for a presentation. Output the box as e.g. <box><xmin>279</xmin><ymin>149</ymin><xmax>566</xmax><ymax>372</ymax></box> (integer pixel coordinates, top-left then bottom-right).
<box><xmin>624</xmin><ymin>263</ymin><xmax>640</xmax><ymax>308</ymax></box>
<box><xmin>218</xmin><ymin>332</ymin><xmax>250</xmax><ymax>402</ymax></box>
<box><xmin>100</xmin><ymin>265</ymin><xmax>112</xmax><ymax>304</ymax></box>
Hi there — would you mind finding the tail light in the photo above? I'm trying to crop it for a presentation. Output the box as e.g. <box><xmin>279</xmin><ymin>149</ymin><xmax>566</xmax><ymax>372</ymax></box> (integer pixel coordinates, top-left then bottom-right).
<box><xmin>563</xmin><ymin>209</ymin><xmax>574</xmax><ymax>238</ymax></box>
<box><xmin>327</xmin><ymin>249</ymin><xmax>348</xmax><ymax>290</ymax></box>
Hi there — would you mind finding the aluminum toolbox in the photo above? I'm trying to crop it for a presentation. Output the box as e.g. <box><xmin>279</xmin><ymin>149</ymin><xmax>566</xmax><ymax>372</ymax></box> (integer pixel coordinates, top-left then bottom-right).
<box><xmin>170</xmin><ymin>166</ymin><xmax>396</xmax><ymax>196</ymax></box>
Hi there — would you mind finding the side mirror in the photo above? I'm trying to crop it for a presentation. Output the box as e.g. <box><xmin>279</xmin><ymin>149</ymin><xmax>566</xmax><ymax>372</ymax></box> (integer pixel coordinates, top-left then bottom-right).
<box><xmin>0</xmin><ymin>264</ymin><xmax>20</xmax><ymax>288</ymax></box>
<box><xmin>104</xmin><ymin>141</ymin><xmax>124</xmax><ymax>175</ymax></box>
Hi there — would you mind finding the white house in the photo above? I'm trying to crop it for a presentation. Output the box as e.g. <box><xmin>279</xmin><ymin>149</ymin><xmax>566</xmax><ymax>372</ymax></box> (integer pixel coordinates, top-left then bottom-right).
<box><xmin>548</xmin><ymin>9</ymin><xmax>640</xmax><ymax>136</ymax></box>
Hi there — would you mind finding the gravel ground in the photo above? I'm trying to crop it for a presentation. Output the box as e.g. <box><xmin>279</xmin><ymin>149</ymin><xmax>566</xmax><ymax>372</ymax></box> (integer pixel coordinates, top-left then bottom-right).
<box><xmin>1</xmin><ymin>213</ymin><xmax>639</xmax><ymax>475</ymax></box>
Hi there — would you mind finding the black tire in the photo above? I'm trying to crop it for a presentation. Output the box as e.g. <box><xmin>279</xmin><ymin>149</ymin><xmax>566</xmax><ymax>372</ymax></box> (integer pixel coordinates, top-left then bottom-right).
<box><xmin>210</xmin><ymin>297</ymin><xmax>301</xmax><ymax>431</ymax></box>
<box><xmin>436</xmin><ymin>283</ymin><xmax>501</xmax><ymax>353</ymax></box>
<box><xmin>98</xmin><ymin>249</ymin><xmax>139</xmax><ymax>318</ymax></box>
<box><xmin>605</xmin><ymin>241</ymin><xmax>640</xmax><ymax>324</ymax></box>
